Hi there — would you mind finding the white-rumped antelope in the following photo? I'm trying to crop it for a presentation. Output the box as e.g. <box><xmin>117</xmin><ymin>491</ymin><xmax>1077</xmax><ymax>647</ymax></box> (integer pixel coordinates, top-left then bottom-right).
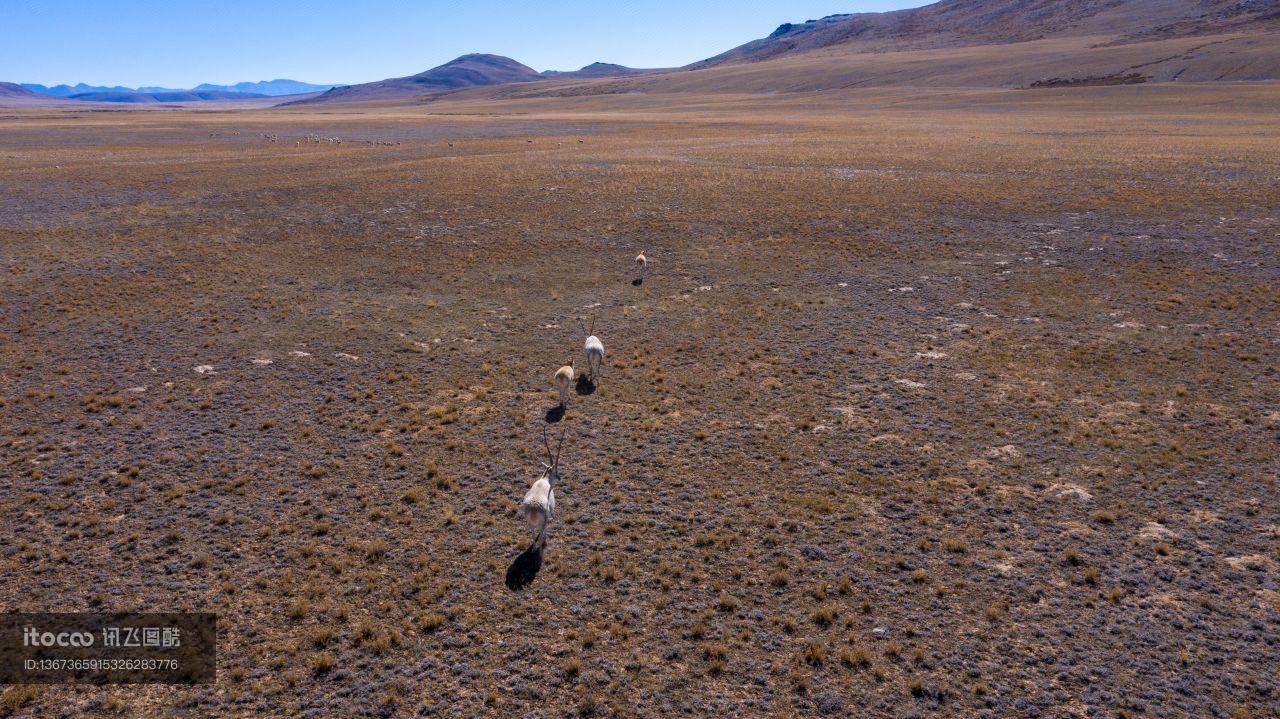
<box><xmin>520</xmin><ymin>427</ymin><xmax>564</xmax><ymax>550</ymax></box>
<box><xmin>582</xmin><ymin>317</ymin><xmax>604</xmax><ymax>381</ymax></box>
<box><xmin>553</xmin><ymin>362</ymin><xmax>574</xmax><ymax>406</ymax></box>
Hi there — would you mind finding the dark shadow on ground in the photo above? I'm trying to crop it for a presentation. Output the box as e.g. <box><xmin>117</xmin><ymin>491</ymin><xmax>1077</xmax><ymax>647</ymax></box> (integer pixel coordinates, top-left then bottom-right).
<box><xmin>631</xmin><ymin>278</ymin><xmax>643</xmax><ymax>286</ymax></box>
<box><xmin>544</xmin><ymin>404</ymin><xmax>565</xmax><ymax>423</ymax></box>
<box><xmin>505</xmin><ymin>546</ymin><xmax>543</xmax><ymax>590</ymax></box>
<box><xmin>575</xmin><ymin>375</ymin><xmax>596</xmax><ymax>396</ymax></box>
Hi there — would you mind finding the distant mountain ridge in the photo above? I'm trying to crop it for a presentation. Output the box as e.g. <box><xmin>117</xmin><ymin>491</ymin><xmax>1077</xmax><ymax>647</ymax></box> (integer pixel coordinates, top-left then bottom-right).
<box><xmin>22</xmin><ymin>82</ymin><xmax>182</xmax><ymax>96</ymax></box>
<box><xmin>22</xmin><ymin>79</ymin><xmax>332</xmax><ymax>99</ymax></box>
<box><xmin>68</xmin><ymin>90</ymin><xmax>268</xmax><ymax>103</ymax></box>
<box><xmin>15</xmin><ymin>58</ymin><xmax>652</xmax><ymax>107</ymax></box>
<box><xmin>192</xmin><ymin>79</ymin><xmax>334</xmax><ymax>96</ymax></box>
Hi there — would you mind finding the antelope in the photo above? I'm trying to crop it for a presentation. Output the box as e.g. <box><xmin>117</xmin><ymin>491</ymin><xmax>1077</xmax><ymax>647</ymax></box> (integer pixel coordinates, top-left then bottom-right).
<box><xmin>634</xmin><ymin>252</ymin><xmax>648</xmax><ymax>282</ymax></box>
<box><xmin>582</xmin><ymin>317</ymin><xmax>604</xmax><ymax>381</ymax></box>
<box><xmin>553</xmin><ymin>362</ymin><xmax>575</xmax><ymax>407</ymax></box>
<box><xmin>520</xmin><ymin>427</ymin><xmax>564</xmax><ymax>550</ymax></box>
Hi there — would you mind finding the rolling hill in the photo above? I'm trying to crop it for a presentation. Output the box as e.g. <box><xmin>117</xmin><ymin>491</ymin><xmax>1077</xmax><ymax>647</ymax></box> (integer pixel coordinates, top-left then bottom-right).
<box><xmin>693</xmin><ymin>0</ymin><xmax>1280</xmax><ymax>67</ymax></box>
<box><xmin>0</xmin><ymin>82</ymin><xmax>36</xmax><ymax>97</ymax></box>
<box><xmin>460</xmin><ymin>0</ymin><xmax>1279</xmax><ymax>100</ymax></box>
<box><xmin>0</xmin><ymin>82</ymin><xmax>69</xmax><ymax>104</ymax></box>
<box><xmin>541</xmin><ymin>62</ymin><xmax>647</xmax><ymax>79</ymax></box>
<box><xmin>286</xmin><ymin>54</ymin><xmax>541</xmax><ymax>105</ymax></box>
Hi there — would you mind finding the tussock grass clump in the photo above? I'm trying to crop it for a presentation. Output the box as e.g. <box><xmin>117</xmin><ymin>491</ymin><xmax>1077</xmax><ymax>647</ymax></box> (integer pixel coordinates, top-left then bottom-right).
<box><xmin>308</xmin><ymin>626</ymin><xmax>337</xmax><ymax>648</ymax></box>
<box><xmin>287</xmin><ymin>598</ymin><xmax>309</xmax><ymax>620</ymax></box>
<box><xmin>801</xmin><ymin>642</ymin><xmax>827</xmax><ymax>666</ymax></box>
<box><xmin>790</xmin><ymin>667</ymin><xmax>812</xmax><ymax>694</ymax></box>
<box><xmin>840</xmin><ymin>646</ymin><xmax>872</xmax><ymax>668</ymax></box>
<box><xmin>361</xmin><ymin>539</ymin><xmax>391</xmax><ymax>561</ymax></box>
<box><xmin>1092</xmin><ymin>509</ymin><xmax>1118</xmax><ymax>524</ymax></box>
<box><xmin>1</xmin><ymin>685</ymin><xmax>42</xmax><ymax>713</ymax></box>
<box><xmin>812</xmin><ymin>605</ymin><xmax>837</xmax><ymax>626</ymax></box>
<box><xmin>419</xmin><ymin>612</ymin><xmax>445</xmax><ymax>632</ymax></box>
<box><xmin>312</xmin><ymin>653</ymin><xmax>336</xmax><ymax>674</ymax></box>
<box><xmin>702</xmin><ymin>643</ymin><xmax>728</xmax><ymax>661</ymax></box>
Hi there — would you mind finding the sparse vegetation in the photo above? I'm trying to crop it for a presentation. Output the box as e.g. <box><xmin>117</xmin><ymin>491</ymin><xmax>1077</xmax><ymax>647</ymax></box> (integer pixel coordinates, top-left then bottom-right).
<box><xmin>0</xmin><ymin>78</ymin><xmax>1274</xmax><ymax>718</ymax></box>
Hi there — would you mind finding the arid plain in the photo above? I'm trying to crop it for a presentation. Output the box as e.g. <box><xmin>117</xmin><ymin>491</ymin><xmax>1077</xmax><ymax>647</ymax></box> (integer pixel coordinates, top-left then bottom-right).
<box><xmin>1</xmin><ymin>83</ymin><xmax>1278</xmax><ymax>717</ymax></box>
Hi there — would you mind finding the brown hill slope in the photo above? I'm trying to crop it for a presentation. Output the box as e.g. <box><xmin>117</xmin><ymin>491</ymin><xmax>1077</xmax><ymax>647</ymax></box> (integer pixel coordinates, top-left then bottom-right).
<box><xmin>0</xmin><ymin>82</ymin><xmax>36</xmax><ymax>98</ymax></box>
<box><xmin>458</xmin><ymin>33</ymin><xmax>1279</xmax><ymax>100</ymax></box>
<box><xmin>287</xmin><ymin>54</ymin><xmax>541</xmax><ymax>105</ymax></box>
<box><xmin>695</xmin><ymin>0</ymin><xmax>1280</xmax><ymax>67</ymax></box>
<box><xmin>0</xmin><ymin>82</ymin><xmax>42</xmax><ymax>100</ymax></box>
<box><xmin>466</xmin><ymin>18</ymin><xmax>1276</xmax><ymax>99</ymax></box>
<box><xmin>0</xmin><ymin>81</ymin><xmax>71</xmax><ymax>105</ymax></box>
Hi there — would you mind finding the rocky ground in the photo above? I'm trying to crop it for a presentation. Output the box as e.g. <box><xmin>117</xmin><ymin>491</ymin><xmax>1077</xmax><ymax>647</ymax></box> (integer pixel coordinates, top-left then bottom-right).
<box><xmin>0</xmin><ymin>85</ymin><xmax>1276</xmax><ymax>717</ymax></box>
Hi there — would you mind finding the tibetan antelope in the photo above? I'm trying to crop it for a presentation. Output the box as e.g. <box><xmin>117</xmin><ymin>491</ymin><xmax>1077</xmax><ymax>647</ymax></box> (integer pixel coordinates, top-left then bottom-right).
<box><xmin>520</xmin><ymin>427</ymin><xmax>564</xmax><ymax>550</ymax></box>
<box><xmin>553</xmin><ymin>362</ymin><xmax>575</xmax><ymax>407</ymax></box>
<box><xmin>582</xmin><ymin>317</ymin><xmax>604</xmax><ymax>381</ymax></box>
<box><xmin>634</xmin><ymin>252</ymin><xmax>648</xmax><ymax>283</ymax></box>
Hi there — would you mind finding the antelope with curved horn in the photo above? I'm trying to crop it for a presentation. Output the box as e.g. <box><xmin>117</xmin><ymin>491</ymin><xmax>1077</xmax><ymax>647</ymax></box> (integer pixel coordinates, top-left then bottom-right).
<box><xmin>520</xmin><ymin>427</ymin><xmax>564</xmax><ymax>550</ymax></box>
<box><xmin>582</xmin><ymin>316</ymin><xmax>604</xmax><ymax>381</ymax></box>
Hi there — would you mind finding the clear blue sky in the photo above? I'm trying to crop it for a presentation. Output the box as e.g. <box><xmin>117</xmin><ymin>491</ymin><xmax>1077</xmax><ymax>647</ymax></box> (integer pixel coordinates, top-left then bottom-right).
<box><xmin>2</xmin><ymin>0</ymin><xmax>921</xmax><ymax>87</ymax></box>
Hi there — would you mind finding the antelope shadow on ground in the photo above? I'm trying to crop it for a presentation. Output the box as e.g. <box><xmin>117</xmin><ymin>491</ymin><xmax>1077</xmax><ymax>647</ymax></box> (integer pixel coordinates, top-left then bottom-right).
<box><xmin>504</xmin><ymin>545</ymin><xmax>543</xmax><ymax>590</ymax></box>
<box><xmin>544</xmin><ymin>404</ymin><xmax>565</xmax><ymax>423</ymax></box>
<box><xmin>575</xmin><ymin>375</ymin><xmax>596</xmax><ymax>396</ymax></box>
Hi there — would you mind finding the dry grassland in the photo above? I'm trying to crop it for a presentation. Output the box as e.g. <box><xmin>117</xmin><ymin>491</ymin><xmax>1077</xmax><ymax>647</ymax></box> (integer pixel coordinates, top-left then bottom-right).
<box><xmin>0</xmin><ymin>83</ymin><xmax>1277</xmax><ymax>717</ymax></box>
